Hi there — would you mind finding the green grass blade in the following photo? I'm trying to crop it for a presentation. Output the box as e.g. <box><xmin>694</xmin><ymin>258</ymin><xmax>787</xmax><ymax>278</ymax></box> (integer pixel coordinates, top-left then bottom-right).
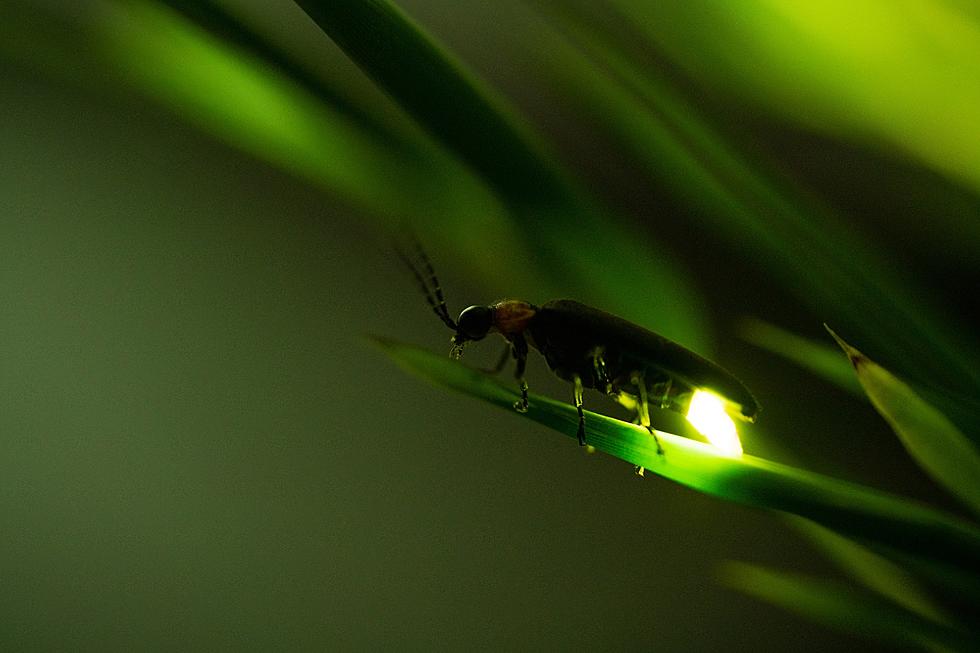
<box><xmin>374</xmin><ymin>337</ymin><xmax>980</xmax><ymax>574</ymax></box>
<box><xmin>3</xmin><ymin>1</ymin><xmax>710</xmax><ymax>347</ymax></box>
<box><xmin>732</xmin><ymin>318</ymin><xmax>975</xmax><ymax>616</ymax></box>
<box><xmin>789</xmin><ymin>518</ymin><xmax>951</xmax><ymax>626</ymax></box>
<box><xmin>1</xmin><ymin>1</ymin><xmax>503</xmax><ymax>231</ymax></box>
<box><xmin>292</xmin><ymin>0</ymin><xmax>574</xmax><ymax>211</ymax></box>
<box><xmin>157</xmin><ymin>0</ymin><xmax>411</xmax><ymax>151</ymax></box>
<box><xmin>828</xmin><ymin>327</ymin><xmax>980</xmax><ymax>518</ymax></box>
<box><xmin>720</xmin><ymin>562</ymin><xmax>979</xmax><ymax>652</ymax></box>
<box><xmin>607</xmin><ymin>1</ymin><xmax>980</xmax><ymax>200</ymax></box>
<box><xmin>738</xmin><ymin>318</ymin><xmax>862</xmax><ymax>395</ymax></box>
<box><xmin>738</xmin><ymin>319</ymin><xmax>980</xmax><ymax>446</ymax></box>
<box><xmin>531</xmin><ymin>0</ymin><xmax>980</xmax><ymax>395</ymax></box>
<box><xmin>678</xmin><ymin>335</ymin><xmax>952</xmax><ymax>621</ymax></box>
<box><xmin>94</xmin><ymin>0</ymin><xmax>462</xmax><ymax>218</ymax></box>
<box><xmin>292</xmin><ymin>0</ymin><xmax>710</xmax><ymax>351</ymax></box>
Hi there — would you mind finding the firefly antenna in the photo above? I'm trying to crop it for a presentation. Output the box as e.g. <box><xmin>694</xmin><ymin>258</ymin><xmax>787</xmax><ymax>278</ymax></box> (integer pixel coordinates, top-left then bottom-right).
<box><xmin>412</xmin><ymin>239</ymin><xmax>454</xmax><ymax>326</ymax></box>
<box><xmin>395</xmin><ymin>235</ymin><xmax>457</xmax><ymax>331</ymax></box>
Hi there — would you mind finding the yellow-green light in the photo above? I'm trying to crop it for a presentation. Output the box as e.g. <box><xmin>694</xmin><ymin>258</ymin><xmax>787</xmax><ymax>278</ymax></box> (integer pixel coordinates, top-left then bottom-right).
<box><xmin>686</xmin><ymin>390</ymin><xmax>743</xmax><ymax>457</ymax></box>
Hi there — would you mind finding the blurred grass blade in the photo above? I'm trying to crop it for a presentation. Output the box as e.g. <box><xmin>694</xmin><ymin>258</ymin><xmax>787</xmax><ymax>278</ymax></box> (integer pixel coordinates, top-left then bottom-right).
<box><xmin>293</xmin><ymin>0</ymin><xmax>572</xmax><ymax>211</ymax></box>
<box><xmin>292</xmin><ymin>0</ymin><xmax>710</xmax><ymax>351</ymax></box>
<box><xmin>720</xmin><ymin>562</ymin><xmax>978</xmax><ymax>652</ymax></box>
<box><xmin>532</xmin><ymin>0</ymin><xmax>980</xmax><ymax>395</ymax></box>
<box><xmin>607</xmin><ymin>1</ymin><xmax>980</xmax><ymax>199</ymax></box>
<box><xmin>828</xmin><ymin>327</ymin><xmax>980</xmax><ymax>517</ymax></box>
<box><xmin>739</xmin><ymin>346</ymin><xmax>977</xmax><ymax>620</ymax></box>
<box><xmin>738</xmin><ymin>318</ymin><xmax>862</xmax><ymax>395</ymax></box>
<box><xmin>0</xmin><ymin>0</ymin><xmax>504</xmax><ymax>232</ymax></box>
<box><xmin>790</xmin><ymin>518</ymin><xmax>951</xmax><ymax>626</ymax></box>
<box><xmin>374</xmin><ymin>338</ymin><xmax>980</xmax><ymax>574</ymax></box>
<box><xmin>739</xmin><ymin>319</ymin><xmax>980</xmax><ymax>444</ymax></box>
<box><xmin>157</xmin><ymin>0</ymin><xmax>412</xmax><ymax>152</ymax></box>
<box><xmin>888</xmin><ymin>552</ymin><xmax>980</xmax><ymax>605</ymax></box>
<box><xmin>96</xmin><ymin>0</ymin><xmax>491</xmax><ymax>222</ymax></box>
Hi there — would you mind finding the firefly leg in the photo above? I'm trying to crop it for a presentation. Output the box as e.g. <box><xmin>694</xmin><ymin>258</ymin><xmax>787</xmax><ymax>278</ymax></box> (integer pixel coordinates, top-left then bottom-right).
<box><xmin>480</xmin><ymin>343</ymin><xmax>512</xmax><ymax>375</ymax></box>
<box><xmin>573</xmin><ymin>374</ymin><xmax>586</xmax><ymax>446</ymax></box>
<box><xmin>632</xmin><ymin>372</ymin><xmax>665</xmax><ymax>473</ymax></box>
<box><xmin>654</xmin><ymin>378</ymin><xmax>673</xmax><ymax>409</ymax></box>
<box><xmin>512</xmin><ymin>334</ymin><xmax>529</xmax><ymax>413</ymax></box>
<box><xmin>591</xmin><ymin>349</ymin><xmax>612</xmax><ymax>394</ymax></box>
<box><xmin>616</xmin><ymin>392</ymin><xmax>638</xmax><ymax>412</ymax></box>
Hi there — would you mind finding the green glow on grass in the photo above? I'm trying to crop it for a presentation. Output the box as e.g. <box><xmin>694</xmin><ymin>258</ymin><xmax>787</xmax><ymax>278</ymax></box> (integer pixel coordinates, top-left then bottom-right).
<box><xmin>92</xmin><ymin>0</ymin><xmax>449</xmax><ymax>216</ymax></box>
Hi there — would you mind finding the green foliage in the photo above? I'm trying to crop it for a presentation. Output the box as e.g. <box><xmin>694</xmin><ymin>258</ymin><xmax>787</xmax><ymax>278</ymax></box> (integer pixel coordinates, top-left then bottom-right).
<box><xmin>6</xmin><ymin>0</ymin><xmax>978</xmax><ymax>648</ymax></box>
<box><xmin>738</xmin><ymin>318</ymin><xmax>863</xmax><ymax>396</ymax></box>
<box><xmin>290</xmin><ymin>0</ymin><xmax>713</xmax><ymax>349</ymax></box>
<box><xmin>533</xmin><ymin>0</ymin><xmax>980</xmax><ymax>395</ymax></box>
<box><xmin>719</xmin><ymin>562</ymin><xmax>979</xmax><ymax>653</ymax></box>
<box><xmin>828</xmin><ymin>328</ymin><xmax>980</xmax><ymax>517</ymax></box>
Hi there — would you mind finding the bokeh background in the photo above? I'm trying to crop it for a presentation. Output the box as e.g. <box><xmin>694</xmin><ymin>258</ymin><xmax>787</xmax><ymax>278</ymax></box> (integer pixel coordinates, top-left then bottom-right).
<box><xmin>2</xmin><ymin>1</ymin><xmax>978</xmax><ymax>650</ymax></box>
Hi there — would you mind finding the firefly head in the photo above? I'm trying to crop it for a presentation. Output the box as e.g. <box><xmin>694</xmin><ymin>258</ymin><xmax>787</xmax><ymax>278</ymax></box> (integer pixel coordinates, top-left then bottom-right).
<box><xmin>455</xmin><ymin>305</ymin><xmax>494</xmax><ymax>342</ymax></box>
<box><xmin>395</xmin><ymin>236</ymin><xmax>493</xmax><ymax>360</ymax></box>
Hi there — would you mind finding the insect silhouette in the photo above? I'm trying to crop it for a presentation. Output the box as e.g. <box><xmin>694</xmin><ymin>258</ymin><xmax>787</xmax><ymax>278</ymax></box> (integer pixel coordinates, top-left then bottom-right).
<box><xmin>397</xmin><ymin>240</ymin><xmax>759</xmax><ymax>459</ymax></box>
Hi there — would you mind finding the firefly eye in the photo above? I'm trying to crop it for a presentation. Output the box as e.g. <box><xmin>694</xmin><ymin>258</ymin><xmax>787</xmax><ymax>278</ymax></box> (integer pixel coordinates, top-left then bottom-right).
<box><xmin>457</xmin><ymin>305</ymin><xmax>493</xmax><ymax>340</ymax></box>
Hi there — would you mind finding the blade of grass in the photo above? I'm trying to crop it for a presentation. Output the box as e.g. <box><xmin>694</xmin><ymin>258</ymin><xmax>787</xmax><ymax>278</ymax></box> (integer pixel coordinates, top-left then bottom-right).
<box><xmin>720</xmin><ymin>562</ymin><xmax>978</xmax><ymax>652</ymax></box>
<box><xmin>828</xmin><ymin>327</ymin><xmax>980</xmax><ymax>517</ymax></box>
<box><xmin>157</xmin><ymin>0</ymin><xmax>412</xmax><ymax>152</ymax></box>
<box><xmin>0</xmin><ymin>1</ymin><xmax>509</xmax><ymax>237</ymax></box>
<box><xmin>293</xmin><ymin>0</ymin><xmax>710</xmax><ymax>351</ymax></box>
<box><xmin>293</xmin><ymin>0</ymin><xmax>570</xmax><ymax>212</ymax></box>
<box><xmin>737</xmin><ymin>318</ymin><xmax>980</xmax><ymax>443</ymax></box>
<box><xmin>609</xmin><ymin>1</ymin><xmax>980</xmax><ymax>199</ymax></box>
<box><xmin>738</xmin><ymin>318</ymin><xmax>862</xmax><ymax>395</ymax></box>
<box><xmin>887</xmin><ymin>552</ymin><xmax>980</xmax><ymax>605</ymax></box>
<box><xmin>92</xmin><ymin>0</ymin><xmax>505</xmax><ymax>230</ymax></box>
<box><xmin>374</xmin><ymin>337</ymin><xmax>980</xmax><ymax>574</ymax></box>
<box><xmin>531</xmin><ymin>0</ymin><xmax>980</xmax><ymax>396</ymax></box>
<box><xmin>789</xmin><ymin>517</ymin><xmax>952</xmax><ymax>626</ymax></box>
<box><xmin>733</xmin><ymin>318</ymin><xmax>977</xmax><ymax>612</ymax></box>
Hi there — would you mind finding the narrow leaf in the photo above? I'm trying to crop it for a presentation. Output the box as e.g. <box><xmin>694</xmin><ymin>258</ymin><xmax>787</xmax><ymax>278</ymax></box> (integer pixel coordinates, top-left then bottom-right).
<box><xmin>720</xmin><ymin>562</ymin><xmax>978</xmax><ymax>652</ymax></box>
<box><xmin>95</xmin><ymin>0</ymin><xmax>463</xmax><ymax>218</ymax></box>
<box><xmin>828</xmin><ymin>327</ymin><xmax>980</xmax><ymax>517</ymax></box>
<box><xmin>532</xmin><ymin>0</ymin><xmax>980</xmax><ymax>395</ymax></box>
<box><xmin>293</xmin><ymin>0</ymin><xmax>572</xmax><ymax>210</ymax></box>
<box><xmin>789</xmin><ymin>517</ymin><xmax>951</xmax><ymax>626</ymax></box>
<box><xmin>738</xmin><ymin>318</ymin><xmax>862</xmax><ymax>395</ymax></box>
<box><xmin>2</xmin><ymin>0</ymin><xmax>502</xmax><ymax>233</ymax></box>
<box><xmin>293</xmin><ymin>0</ymin><xmax>711</xmax><ymax>351</ymax></box>
<box><xmin>157</xmin><ymin>0</ymin><xmax>412</xmax><ymax>151</ymax></box>
<box><xmin>375</xmin><ymin>338</ymin><xmax>980</xmax><ymax>574</ymax></box>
